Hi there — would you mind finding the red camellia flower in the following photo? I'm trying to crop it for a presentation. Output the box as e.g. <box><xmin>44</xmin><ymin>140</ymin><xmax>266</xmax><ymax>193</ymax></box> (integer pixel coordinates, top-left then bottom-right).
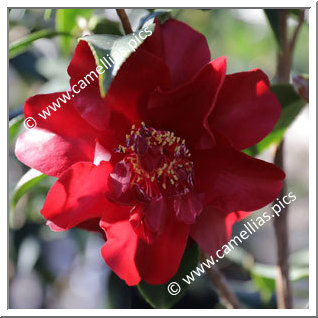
<box><xmin>15</xmin><ymin>19</ymin><xmax>285</xmax><ymax>285</ymax></box>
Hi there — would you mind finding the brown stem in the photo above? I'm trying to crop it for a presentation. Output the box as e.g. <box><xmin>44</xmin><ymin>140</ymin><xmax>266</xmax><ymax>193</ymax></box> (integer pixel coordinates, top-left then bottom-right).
<box><xmin>116</xmin><ymin>9</ymin><xmax>133</xmax><ymax>35</ymax></box>
<box><xmin>272</xmin><ymin>141</ymin><xmax>292</xmax><ymax>308</ymax></box>
<box><xmin>272</xmin><ymin>8</ymin><xmax>303</xmax><ymax>309</ymax></box>
<box><xmin>200</xmin><ymin>253</ymin><xmax>242</xmax><ymax>309</ymax></box>
<box><xmin>276</xmin><ymin>10</ymin><xmax>291</xmax><ymax>83</ymax></box>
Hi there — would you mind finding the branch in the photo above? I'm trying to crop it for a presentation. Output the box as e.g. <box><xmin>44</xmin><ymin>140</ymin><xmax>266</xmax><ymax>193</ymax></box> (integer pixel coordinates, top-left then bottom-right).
<box><xmin>273</xmin><ymin>9</ymin><xmax>294</xmax><ymax>309</ymax></box>
<box><xmin>272</xmin><ymin>141</ymin><xmax>293</xmax><ymax>308</ymax></box>
<box><xmin>201</xmin><ymin>253</ymin><xmax>242</xmax><ymax>309</ymax></box>
<box><xmin>116</xmin><ymin>9</ymin><xmax>133</xmax><ymax>35</ymax></box>
<box><xmin>272</xmin><ymin>9</ymin><xmax>305</xmax><ymax>308</ymax></box>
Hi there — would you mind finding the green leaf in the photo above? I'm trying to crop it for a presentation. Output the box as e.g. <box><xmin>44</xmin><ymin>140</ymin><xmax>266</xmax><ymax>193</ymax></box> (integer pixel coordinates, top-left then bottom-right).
<box><xmin>244</xmin><ymin>84</ymin><xmax>306</xmax><ymax>156</ymax></box>
<box><xmin>138</xmin><ymin>9</ymin><xmax>172</xmax><ymax>28</ymax></box>
<box><xmin>10</xmin><ymin>169</ymin><xmax>47</xmax><ymax>226</ymax></box>
<box><xmin>55</xmin><ymin>9</ymin><xmax>94</xmax><ymax>55</ymax></box>
<box><xmin>79</xmin><ymin>23</ymin><xmax>155</xmax><ymax>97</ymax></box>
<box><xmin>264</xmin><ymin>9</ymin><xmax>281</xmax><ymax>48</ymax></box>
<box><xmin>9</xmin><ymin>29</ymin><xmax>70</xmax><ymax>59</ymax></box>
<box><xmin>137</xmin><ymin>240</ymin><xmax>199</xmax><ymax>309</ymax></box>
<box><xmin>9</xmin><ymin>114</ymin><xmax>24</xmax><ymax>141</ymax></box>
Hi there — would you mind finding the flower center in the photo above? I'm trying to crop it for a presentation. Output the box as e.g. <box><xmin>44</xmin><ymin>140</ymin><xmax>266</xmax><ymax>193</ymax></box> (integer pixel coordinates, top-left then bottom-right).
<box><xmin>115</xmin><ymin>122</ymin><xmax>194</xmax><ymax>200</ymax></box>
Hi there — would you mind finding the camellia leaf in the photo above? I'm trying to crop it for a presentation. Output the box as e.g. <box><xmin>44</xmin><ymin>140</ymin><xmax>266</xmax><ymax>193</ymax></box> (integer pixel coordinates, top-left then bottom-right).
<box><xmin>56</xmin><ymin>9</ymin><xmax>94</xmax><ymax>55</ymax></box>
<box><xmin>137</xmin><ymin>240</ymin><xmax>199</xmax><ymax>309</ymax></box>
<box><xmin>9</xmin><ymin>114</ymin><xmax>24</xmax><ymax>141</ymax></box>
<box><xmin>79</xmin><ymin>23</ymin><xmax>155</xmax><ymax>97</ymax></box>
<box><xmin>107</xmin><ymin>271</ymin><xmax>131</xmax><ymax>309</ymax></box>
<box><xmin>244</xmin><ymin>84</ymin><xmax>307</xmax><ymax>157</ymax></box>
<box><xmin>138</xmin><ymin>9</ymin><xmax>172</xmax><ymax>28</ymax></box>
<box><xmin>10</xmin><ymin>169</ymin><xmax>47</xmax><ymax>225</ymax></box>
<box><xmin>9</xmin><ymin>29</ymin><xmax>70</xmax><ymax>59</ymax></box>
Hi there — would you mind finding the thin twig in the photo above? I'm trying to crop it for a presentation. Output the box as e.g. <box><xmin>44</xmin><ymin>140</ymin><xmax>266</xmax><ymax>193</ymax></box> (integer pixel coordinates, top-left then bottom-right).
<box><xmin>272</xmin><ymin>141</ymin><xmax>292</xmax><ymax>308</ymax></box>
<box><xmin>116</xmin><ymin>9</ymin><xmax>133</xmax><ymax>35</ymax></box>
<box><xmin>272</xmin><ymin>8</ymin><xmax>305</xmax><ymax>308</ymax></box>
<box><xmin>201</xmin><ymin>253</ymin><xmax>242</xmax><ymax>309</ymax></box>
<box><xmin>290</xmin><ymin>10</ymin><xmax>305</xmax><ymax>51</ymax></box>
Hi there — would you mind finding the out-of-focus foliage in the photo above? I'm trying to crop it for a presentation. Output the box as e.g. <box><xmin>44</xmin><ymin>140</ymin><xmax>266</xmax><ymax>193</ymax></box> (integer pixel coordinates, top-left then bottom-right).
<box><xmin>10</xmin><ymin>169</ymin><xmax>47</xmax><ymax>221</ymax></box>
<box><xmin>55</xmin><ymin>9</ymin><xmax>94</xmax><ymax>55</ymax></box>
<box><xmin>9</xmin><ymin>29</ymin><xmax>70</xmax><ymax>59</ymax></box>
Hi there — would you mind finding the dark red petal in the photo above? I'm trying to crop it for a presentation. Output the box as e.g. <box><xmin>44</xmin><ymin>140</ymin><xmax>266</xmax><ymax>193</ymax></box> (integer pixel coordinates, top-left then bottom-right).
<box><xmin>100</xmin><ymin>210</ymin><xmax>141</xmax><ymax>286</ymax></box>
<box><xmin>194</xmin><ymin>139</ymin><xmax>285</xmax><ymax>213</ymax></box>
<box><xmin>209</xmin><ymin>69</ymin><xmax>281</xmax><ymax>150</ymax></box>
<box><xmin>41</xmin><ymin>162</ymin><xmax>112</xmax><ymax>230</ymax></box>
<box><xmin>107</xmin><ymin>161</ymin><xmax>134</xmax><ymax>205</ymax></box>
<box><xmin>174</xmin><ymin>192</ymin><xmax>204</xmax><ymax>224</ymax></box>
<box><xmin>67</xmin><ymin>40</ymin><xmax>107</xmax><ymax>130</ymax></box>
<box><xmin>129</xmin><ymin>200</ymin><xmax>168</xmax><ymax>244</ymax></box>
<box><xmin>15</xmin><ymin>92</ymin><xmax>102</xmax><ymax>177</ymax></box>
<box><xmin>15</xmin><ymin>129</ymin><xmax>95</xmax><ymax>177</ymax></box>
<box><xmin>143</xmin><ymin>197</ymin><xmax>168</xmax><ymax>234</ymax></box>
<box><xmin>142</xmin><ymin>19</ymin><xmax>211</xmax><ymax>87</ymax></box>
<box><xmin>135</xmin><ymin>209</ymin><xmax>190</xmax><ymax>284</ymax></box>
<box><xmin>146</xmin><ymin>57</ymin><xmax>227</xmax><ymax>150</ymax></box>
<box><xmin>106</xmin><ymin>47</ymin><xmax>171</xmax><ymax>140</ymax></box>
<box><xmin>23</xmin><ymin>92</ymin><xmax>99</xmax><ymax>138</ymax></box>
<box><xmin>190</xmin><ymin>207</ymin><xmax>250</xmax><ymax>256</ymax></box>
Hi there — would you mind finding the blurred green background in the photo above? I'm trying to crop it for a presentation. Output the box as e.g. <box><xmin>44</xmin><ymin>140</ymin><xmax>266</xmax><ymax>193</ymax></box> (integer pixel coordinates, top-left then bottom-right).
<box><xmin>8</xmin><ymin>8</ymin><xmax>309</xmax><ymax>309</ymax></box>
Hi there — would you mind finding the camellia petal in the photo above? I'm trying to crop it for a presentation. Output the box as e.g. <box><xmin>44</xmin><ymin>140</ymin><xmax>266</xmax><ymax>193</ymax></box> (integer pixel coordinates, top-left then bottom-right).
<box><xmin>135</xmin><ymin>208</ymin><xmax>190</xmax><ymax>284</ymax></box>
<box><xmin>67</xmin><ymin>40</ymin><xmax>108</xmax><ymax>130</ymax></box>
<box><xmin>146</xmin><ymin>57</ymin><xmax>227</xmax><ymax>150</ymax></box>
<box><xmin>100</xmin><ymin>208</ymin><xmax>141</xmax><ymax>286</ymax></box>
<box><xmin>16</xmin><ymin>93</ymin><xmax>102</xmax><ymax>177</ymax></box>
<box><xmin>15</xmin><ymin>128</ymin><xmax>95</xmax><ymax>177</ymax></box>
<box><xmin>106</xmin><ymin>48</ymin><xmax>171</xmax><ymax>136</ymax></box>
<box><xmin>209</xmin><ymin>69</ymin><xmax>281</xmax><ymax>150</ymax></box>
<box><xmin>142</xmin><ymin>19</ymin><xmax>211</xmax><ymax>86</ymax></box>
<box><xmin>41</xmin><ymin>161</ymin><xmax>112</xmax><ymax>230</ymax></box>
<box><xmin>190</xmin><ymin>207</ymin><xmax>251</xmax><ymax>256</ymax></box>
<box><xmin>23</xmin><ymin>93</ymin><xmax>99</xmax><ymax>138</ymax></box>
<box><xmin>194</xmin><ymin>138</ymin><xmax>285</xmax><ymax>213</ymax></box>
